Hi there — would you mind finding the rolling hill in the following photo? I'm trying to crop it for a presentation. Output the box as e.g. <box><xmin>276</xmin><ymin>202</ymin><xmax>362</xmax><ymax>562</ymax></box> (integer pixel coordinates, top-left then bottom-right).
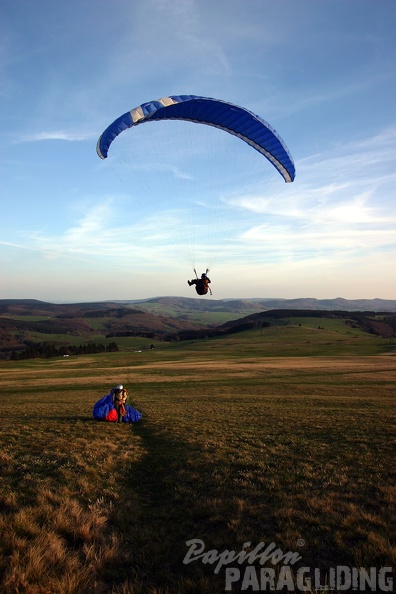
<box><xmin>0</xmin><ymin>297</ymin><xmax>395</xmax><ymax>359</ymax></box>
<box><xmin>116</xmin><ymin>296</ymin><xmax>396</xmax><ymax>314</ymax></box>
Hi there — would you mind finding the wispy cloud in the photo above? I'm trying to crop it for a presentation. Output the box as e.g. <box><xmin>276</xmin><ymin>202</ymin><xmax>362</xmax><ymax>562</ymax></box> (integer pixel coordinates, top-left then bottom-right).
<box><xmin>15</xmin><ymin>199</ymin><xmax>188</xmax><ymax>269</ymax></box>
<box><xmin>15</xmin><ymin>130</ymin><xmax>96</xmax><ymax>143</ymax></box>
<box><xmin>8</xmin><ymin>123</ymin><xmax>396</xmax><ymax>274</ymax></box>
<box><xmin>222</xmin><ymin>126</ymin><xmax>396</xmax><ymax>262</ymax></box>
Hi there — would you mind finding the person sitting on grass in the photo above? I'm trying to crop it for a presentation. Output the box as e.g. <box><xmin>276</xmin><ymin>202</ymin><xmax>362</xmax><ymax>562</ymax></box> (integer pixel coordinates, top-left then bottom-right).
<box><xmin>92</xmin><ymin>384</ymin><xmax>142</xmax><ymax>424</ymax></box>
<box><xmin>111</xmin><ymin>384</ymin><xmax>128</xmax><ymax>423</ymax></box>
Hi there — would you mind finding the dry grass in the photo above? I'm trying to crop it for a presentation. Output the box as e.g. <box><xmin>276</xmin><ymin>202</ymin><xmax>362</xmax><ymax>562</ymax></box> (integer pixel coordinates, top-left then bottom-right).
<box><xmin>0</xmin><ymin>351</ymin><xmax>395</xmax><ymax>593</ymax></box>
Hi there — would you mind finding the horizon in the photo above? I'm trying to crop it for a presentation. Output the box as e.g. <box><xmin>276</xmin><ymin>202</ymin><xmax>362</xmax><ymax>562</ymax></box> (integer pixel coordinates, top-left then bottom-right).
<box><xmin>2</xmin><ymin>295</ymin><xmax>396</xmax><ymax>306</ymax></box>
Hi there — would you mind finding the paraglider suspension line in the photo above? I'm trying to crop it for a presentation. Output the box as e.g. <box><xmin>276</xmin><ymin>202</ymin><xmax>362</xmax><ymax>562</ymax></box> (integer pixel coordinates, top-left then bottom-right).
<box><xmin>193</xmin><ymin>267</ymin><xmax>210</xmax><ymax>278</ymax></box>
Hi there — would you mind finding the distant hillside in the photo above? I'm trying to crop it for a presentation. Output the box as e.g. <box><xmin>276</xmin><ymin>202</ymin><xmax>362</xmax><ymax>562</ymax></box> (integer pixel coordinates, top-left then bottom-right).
<box><xmin>224</xmin><ymin>308</ymin><xmax>396</xmax><ymax>337</ymax></box>
<box><xmin>1</xmin><ymin>297</ymin><xmax>395</xmax><ymax>318</ymax></box>
<box><xmin>169</xmin><ymin>309</ymin><xmax>396</xmax><ymax>342</ymax></box>
<box><xmin>120</xmin><ymin>296</ymin><xmax>396</xmax><ymax>314</ymax></box>
<box><xmin>1</xmin><ymin>298</ymin><xmax>395</xmax><ymax>359</ymax></box>
<box><xmin>0</xmin><ymin>299</ymin><xmax>203</xmax><ymax>359</ymax></box>
<box><xmin>0</xmin><ymin>299</ymin><xmax>120</xmax><ymax>317</ymax></box>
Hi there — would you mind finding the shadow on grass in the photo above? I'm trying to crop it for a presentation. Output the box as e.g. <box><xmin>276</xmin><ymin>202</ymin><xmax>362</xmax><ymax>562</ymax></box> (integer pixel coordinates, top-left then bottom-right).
<box><xmin>98</xmin><ymin>415</ymin><xmax>387</xmax><ymax>593</ymax></box>
<box><xmin>101</xmin><ymin>418</ymin><xmax>282</xmax><ymax>593</ymax></box>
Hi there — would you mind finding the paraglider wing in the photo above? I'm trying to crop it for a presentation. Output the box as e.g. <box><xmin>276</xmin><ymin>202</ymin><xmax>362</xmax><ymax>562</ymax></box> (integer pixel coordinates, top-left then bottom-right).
<box><xmin>97</xmin><ymin>95</ymin><xmax>295</xmax><ymax>183</ymax></box>
<box><xmin>93</xmin><ymin>394</ymin><xmax>115</xmax><ymax>421</ymax></box>
<box><xmin>92</xmin><ymin>394</ymin><xmax>142</xmax><ymax>423</ymax></box>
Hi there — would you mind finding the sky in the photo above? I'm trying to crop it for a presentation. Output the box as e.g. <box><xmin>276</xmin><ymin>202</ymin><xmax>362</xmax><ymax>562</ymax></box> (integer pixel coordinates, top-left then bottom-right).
<box><xmin>1</xmin><ymin>0</ymin><xmax>395</xmax><ymax>302</ymax></box>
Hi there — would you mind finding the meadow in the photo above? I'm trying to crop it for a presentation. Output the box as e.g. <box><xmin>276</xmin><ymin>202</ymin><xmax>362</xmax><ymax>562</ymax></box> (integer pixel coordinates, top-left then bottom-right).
<box><xmin>0</xmin><ymin>327</ymin><xmax>395</xmax><ymax>593</ymax></box>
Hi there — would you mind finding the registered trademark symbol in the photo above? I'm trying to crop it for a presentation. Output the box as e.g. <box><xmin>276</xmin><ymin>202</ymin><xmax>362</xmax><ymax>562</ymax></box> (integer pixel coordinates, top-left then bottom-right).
<box><xmin>297</xmin><ymin>539</ymin><xmax>305</xmax><ymax>547</ymax></box>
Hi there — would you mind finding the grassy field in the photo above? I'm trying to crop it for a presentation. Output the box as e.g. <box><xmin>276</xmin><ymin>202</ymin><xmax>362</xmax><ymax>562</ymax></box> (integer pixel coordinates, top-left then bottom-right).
<box><xmin>0</xmin><ymin>333</ymin><xmax>395</xmax><ymax>593</ymax></box>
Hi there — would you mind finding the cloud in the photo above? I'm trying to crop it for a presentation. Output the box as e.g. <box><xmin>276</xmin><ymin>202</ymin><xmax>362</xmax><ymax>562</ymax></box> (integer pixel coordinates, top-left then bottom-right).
<box><xmin>15</xmin><ymin>130</ymin><xmax>96</xmax><ymax>143</ymax></box>
<box><xmin>14</xmin><ymin>199</ymin><xmax>189</xmax><ymax>270</ymax></box>
<box><xmin>219</xmin><ymin>126</ymin><xmax>396</xmax><ymax>264</ymax></box>
<box><xmin>5</xmin><ymin>122</ymin><xmax>396</xmax><ymax>288</ymax></box>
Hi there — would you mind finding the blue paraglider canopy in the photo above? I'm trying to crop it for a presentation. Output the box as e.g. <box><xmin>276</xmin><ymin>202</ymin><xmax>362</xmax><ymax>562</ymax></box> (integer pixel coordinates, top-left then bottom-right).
<box><xmin>97</xmin><ymin>95</ymin><xmax>295</xmax><ymax>183</ymax></box>
<box><xmin>93</xmin><ymin>389</ymin><xmax>142</xmax><ymax>423</ymax></box>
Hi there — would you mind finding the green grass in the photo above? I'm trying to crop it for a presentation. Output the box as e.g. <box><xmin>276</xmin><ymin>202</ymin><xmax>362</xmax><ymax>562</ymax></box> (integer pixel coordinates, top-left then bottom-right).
<box><xmin>182</xmin><ymin>311</ymin><xmax>245</xmax><ymax>324</ymax></box>
<box><xmin>181</xmin><ymin>324</ymin><xmax>394</xmax><ymax>358</ymax></box>
<box><xmin>5</xmin><ymin>311</ymin><xmax>395</xmax><ymax>362</ymax></box>
<box><xmin>0</xmin><ymin>315</ymin><xmax>56</xmax><ymax>322</ymax></box>
<box><xmin>286</xmin><ymin>316</ymin><xmax>367</xmax><ymax>334</ymax></box>
<box><xmin>0</xmin><ymin>336</ymin><xmax>395</xmax><ymax>593</ymax></box>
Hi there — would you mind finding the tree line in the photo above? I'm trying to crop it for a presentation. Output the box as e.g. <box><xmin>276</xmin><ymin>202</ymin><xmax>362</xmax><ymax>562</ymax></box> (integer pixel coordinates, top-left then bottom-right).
<box><xmin>10</xmin><ymin>341</ymin><xmax>119</xmax><ymax>360</ymax></box>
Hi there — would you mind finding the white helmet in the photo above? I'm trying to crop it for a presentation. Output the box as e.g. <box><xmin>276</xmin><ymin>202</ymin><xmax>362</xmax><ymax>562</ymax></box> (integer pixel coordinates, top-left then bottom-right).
<box><xmin>115</xmin><ymin>384</ymin><xmax>123</xmax><ymax>390</ymax></box>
